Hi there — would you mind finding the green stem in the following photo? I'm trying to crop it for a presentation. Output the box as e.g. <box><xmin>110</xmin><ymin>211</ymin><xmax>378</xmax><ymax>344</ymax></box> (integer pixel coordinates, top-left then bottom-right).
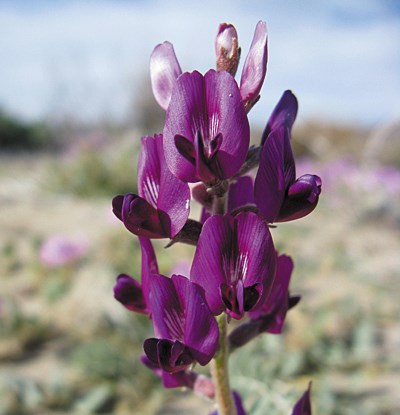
<box><xmin>211</xmin><ymin>314</ymin><xmax>236</xmax><ymax>415</ymax></box>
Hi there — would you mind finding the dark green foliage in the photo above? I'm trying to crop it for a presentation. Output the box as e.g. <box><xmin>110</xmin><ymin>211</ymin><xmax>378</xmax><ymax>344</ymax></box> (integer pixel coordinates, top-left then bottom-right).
<box><xmin>0</xmin><ymin>110</ymin><xmax>54</xmax><ymax>151</ymax></box>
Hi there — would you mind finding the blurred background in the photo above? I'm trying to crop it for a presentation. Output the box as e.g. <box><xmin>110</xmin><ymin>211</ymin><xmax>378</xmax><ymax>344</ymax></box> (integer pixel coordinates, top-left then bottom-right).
<box><xmin>1</xmin><ymin>1</ymin><xmax>399</xmax><ymax>414</ymax></box>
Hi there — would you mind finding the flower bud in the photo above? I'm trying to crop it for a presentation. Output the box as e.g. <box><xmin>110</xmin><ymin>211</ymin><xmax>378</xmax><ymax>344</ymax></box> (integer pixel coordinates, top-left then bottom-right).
<box><xmin>215</xmin><ymin>23</ymin><xmax>240</xmax><ymax>76</ymax></box>
<box><xmin>240</xmin><ymin>21</ymin><xmax>268</xmax><ymax>112</ymax></box>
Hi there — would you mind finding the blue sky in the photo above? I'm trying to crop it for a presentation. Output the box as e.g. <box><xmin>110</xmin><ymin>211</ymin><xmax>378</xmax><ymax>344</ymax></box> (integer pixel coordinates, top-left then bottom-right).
<box><xmin>1</xmin><ymin>0</ymin><xmax>400</xmax><ymax>127</ymax></box>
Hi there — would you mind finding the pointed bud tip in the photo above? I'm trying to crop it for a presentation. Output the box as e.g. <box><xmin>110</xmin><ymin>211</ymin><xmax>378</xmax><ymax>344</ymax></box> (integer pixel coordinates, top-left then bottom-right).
<box><xmin>215</xmin><ymin>22</ymin><xmax>240</xmax><ymax>75</ymax></box>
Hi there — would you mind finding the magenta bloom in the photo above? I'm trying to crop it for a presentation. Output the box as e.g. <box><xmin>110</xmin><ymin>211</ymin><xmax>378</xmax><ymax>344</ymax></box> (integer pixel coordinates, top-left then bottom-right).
<box><xmin>254</xmin><ymin>126</ymin><xmax>321</xmax><ymax>223</ymax></box>
<box><xmin>113</xmin><ymin>237</ymin><xmax>158</xmax><ymax>315</ymax></box>
<box><xmin>190</xmin><ymin>212</ymin><xmax>276</xmax><ymax>319</ymax></box>
<box><xmin>163</xmin><ymin>70</ymin><xmax>250</xmax><ymax>183</ymax></box>
<box><xmin>112</xmin><ymin>134</ymin><xmax>190</xmax><ymax>238</ymax></box>
<box><xmin>143</xmin><ymin>274</ymin><xmax>218</xmax><ymax>374</ymax></box>
<box><xmin>150</xmin><ymin>42</ymin><xmax>182</xmax><ymax>111</ymax></box>
<box><xmin>254</xmin><ymin>90</ymin><xmax>321</xmax><ymax>222</ymax></box>
<box><xmin>292</xmin><ymin>383</ymin><xmax>312</xmax><ymax>415</ymax></box>
<box><xmin>240</xmin><ymin>20</ymin><xmax>268</xmax><ymax>111</ymax></box>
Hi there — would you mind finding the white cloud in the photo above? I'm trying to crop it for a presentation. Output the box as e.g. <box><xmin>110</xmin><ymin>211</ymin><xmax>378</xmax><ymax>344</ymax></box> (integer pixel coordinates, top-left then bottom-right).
<box><xmin>1</xmin><ymin>0</ymin><xmax>399</xmax><ymax>126</ymax></box>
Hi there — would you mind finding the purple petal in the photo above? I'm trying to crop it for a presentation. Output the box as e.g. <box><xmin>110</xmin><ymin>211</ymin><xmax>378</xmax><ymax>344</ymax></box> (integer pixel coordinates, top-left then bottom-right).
<box><xmin>193</xmin><ymin>130</ymin><xmax>219</xmax><ymax>183</ymax></box>
<box><xmin>234</xmin><ymin>212</ymin><xmax>276</xmax><ymax>307</ymax></box>
<box><xmin>240</xmin><ymin>21</ymin><xmax>268</xmax><ymax>111</ymax></box>
<box><xmin>138</xmin><ymin>237</ymin><xmax>158</xmax><ymax>308</ymax></box>
<box><xmin>200</xmin><ymin>207</ymin><xmax>211</xmax><ymax>224</ymax></box>
<box><xmin>190</xmin><ymin>215</ymin><xmax>232</xmax><ymax>315</ymax></box>
<box><xmin>249</xmin><ymin>254</ymin><xmax>294</xmax><ymax>334</ymax></box>
<box><xmin>138</xmin><ymin>134</ymin><xmax>190</xmax><ymax>238</ymax></box>
<box><xmin>112</xmin><ymin>194</ymin><xmax>124</xmax><ymax>221</ymax></box>
<box><xmin>277</xmin><ymin>174</ymin><xmax>322</xmax><ymax>222</ymax></box>
<box><xmin>292</xmin><ymin>383</ymin><xmax>312</xmax><ymax>415</ymax></box>
<box><xmin>288</xmin><ymin>174</ymin><xmax>322</xmax><ymax>203</ymax></box>
<box><xmin>142</xmin><ymin>338</ymin><xmax>160</xmax><ymax>367</ymax></box>
<box><xmin>210</xmin><ymin>391</ymin><xmax>246</xmax><ymax>415</ymax></box>
<box><xmin>204</xmin><ymin>71</ymin><xmax>250</xmax><ymax>179</ymax></box>
<box><xmin>150</xmin><ymin>41</ymin><xmax>182</xmax><ymax>110</ymax></box>
<box><xmin>215</xmin><ymin>23</ymin><xmax>240</xmax><ymax>76</ymax></box>
<box><xmin>143</xmin><ymin>338</ymin><xmax>194</xmax><ymax>374</ymax></box>
<box><xmin>113</xmin><ymin>237</ymin><xmax>158</xmax><ymax>315</ymax></box>
<box><xmin>113</xmin><ymin>274</ymin><xmax>147</xmax><ymax>314</ymax></box>
<box><xmin>227</xmin><ymin>176</ymin><xmax>255</xmax><ymax>212</ymax></box>
<box><xmin>112</xmin><ymin>193</ymin><xmax>166</xmax><ymax>238</ymax></box>
<box><xmin>254</xmin><ymin>128</ymin><xmax>287</xmax><ymax>223</ymax></box>
<box><xmin>191</xmin><ymin>212</ymin><xmax>276</xmax><ymax>318</ymax></box>
<box><xmin>161</xmin><ymin>370</ymin><xmax>195</xmax><ymax>389</ymax></box>
<box><xmin>148</xmin><ymin>274</ymin><xmax>184</xmax><ymax>340</ymax></box>
<box><xmin>141</xmin><ymin>355</ymin><xmax>212</xmax><ymax>392</ymax></box>
<box><xmin>232</xmin><ymin>391</ymin><xmax>247</xmax><ymax>415</ymax></box>
<box><xmin>138</xmin><ymin>135</ymin><xmax>161</xmax><ymax>209</ymax></box>
<box><xmin>164</xmin><ymin>70</ymin><xmax>250</xmax><ymax>183</ymax></box>
<box><xmin>147</xmin><ymin>274</ymin><xmax>218</xmax><ymax>368</ymax></box>
<box><xmin>261</xmin><ymin>90</ymin><xmax>298</xmax><ymax>145</ymax></box>
<box><xmin>172</xmin><ymin>275</ymin><xmax>219</xmax><ymax>365</ymax></box>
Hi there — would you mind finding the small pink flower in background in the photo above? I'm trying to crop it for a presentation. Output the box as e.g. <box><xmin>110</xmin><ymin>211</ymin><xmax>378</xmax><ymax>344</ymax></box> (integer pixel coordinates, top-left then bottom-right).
<box><xmin>40</xmin><ymin>235</ymin><xmax>88</xmax><ymax>267</ymax></box>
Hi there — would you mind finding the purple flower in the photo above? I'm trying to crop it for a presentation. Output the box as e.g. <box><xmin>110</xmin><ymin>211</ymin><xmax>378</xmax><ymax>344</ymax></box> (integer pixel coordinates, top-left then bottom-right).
<box><xmin>150</xmin><ymin>41</ymin><xmax>182</xmax><ymax>111</ymax></box>
<box><xmin>113</xmin><ymin>237</ymin><xmax>158</xmax><ymax>315</ymax></box>
<box><xmin>240</xmin><ymin>21</ymin><xmax>268</xmax><ymax>112</ymax></box>
<box><xmin>254</xmin><ymin>127</ymin><xmax>321</xmax><ymax>223</ymax></box>
<box><xmin>215</xmin><ymin>23</ymin><xmax>240</xmax><ymax>76</ymax></box>
<box><xmin>292</xmin><ymin>383</ymin><xmax>312</xmax><ymax>415</ymax></box>
<box><xmin>143</xmin><ymin>274</ymin><xmax>219</xmax><ymax>374</ymax></box>
<box><xmin>190</xmin><ymin>212</ymin><xmax>276</xmax><ymax>319</ymax></box>
<box><xmin>163</xmin><ymin>70</ymin><xmax>250</xmax><ymax>184</ymax></box>
<box><xmin>112</xmin><ymin>134</ymin><xmax>190</xmax><ymax>238</ymax></box>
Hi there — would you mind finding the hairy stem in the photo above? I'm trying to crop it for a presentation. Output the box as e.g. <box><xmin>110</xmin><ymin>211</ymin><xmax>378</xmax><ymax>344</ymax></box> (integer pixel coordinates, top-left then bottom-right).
<box><xmin>211</xmin><ymin>314</ymin><xmax>236</xmax><ymax>415</ymax></box>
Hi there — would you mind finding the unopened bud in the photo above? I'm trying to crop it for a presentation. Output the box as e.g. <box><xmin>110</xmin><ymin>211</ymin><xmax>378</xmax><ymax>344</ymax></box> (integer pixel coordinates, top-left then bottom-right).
<box><xmin>215</xmin><ymin>23</ymin><xmax>241</xmax><ymax>76</ymax></box>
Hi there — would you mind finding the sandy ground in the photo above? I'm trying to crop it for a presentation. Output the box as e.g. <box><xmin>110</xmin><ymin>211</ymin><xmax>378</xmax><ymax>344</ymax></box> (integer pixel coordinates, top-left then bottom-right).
<box><xmin>1</xmin><ymin>153</ymin><xmax>399</xmax><ymax>414</ymax></box>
